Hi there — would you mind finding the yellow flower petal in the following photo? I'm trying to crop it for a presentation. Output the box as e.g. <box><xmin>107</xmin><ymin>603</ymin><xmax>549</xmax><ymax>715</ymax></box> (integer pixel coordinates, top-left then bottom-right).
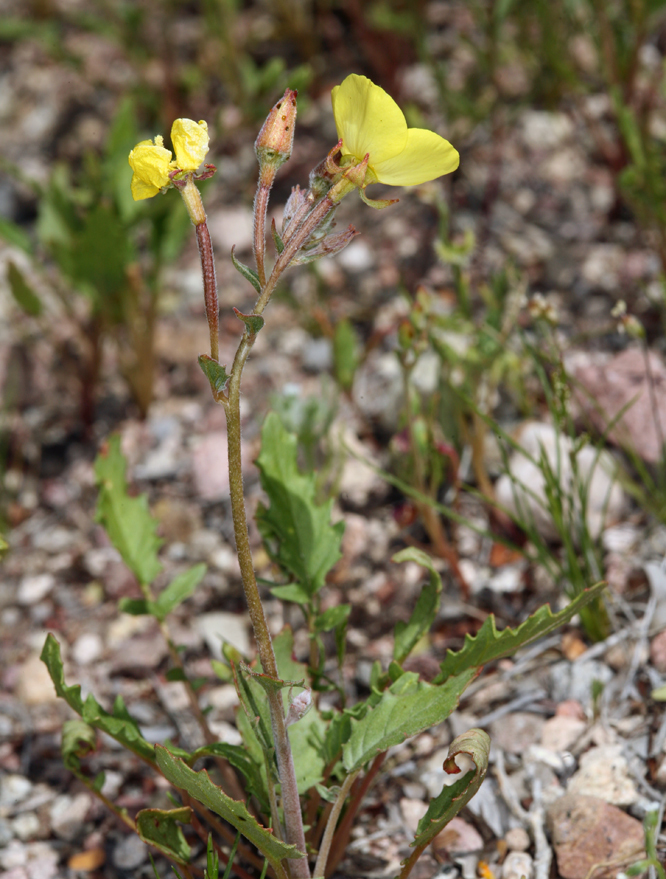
<box><xmin>171</xmin><ymin>119</ymin><xmax>209</xmax><ymax>171</ymax></box>
<box><xmin>332</xmin><ymin>74</ymin><xmax>407</xmax><ymax>167</ymax></box>
<box><xmin>128</xmin><ymin>136</ymin><xmax>173</xmax><ymax>200</ymax></box>
<box><xmin>372</xmin><ymin>128</ymin><xmax>460</xmax><ymax>186</ymax></box>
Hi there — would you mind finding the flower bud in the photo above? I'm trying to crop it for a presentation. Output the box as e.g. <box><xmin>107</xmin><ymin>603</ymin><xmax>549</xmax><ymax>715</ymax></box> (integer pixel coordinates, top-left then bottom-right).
<box><xmin>255</xmin><ymin>88</ymin><xmax>298</xmax><ymax>176</ymax></box>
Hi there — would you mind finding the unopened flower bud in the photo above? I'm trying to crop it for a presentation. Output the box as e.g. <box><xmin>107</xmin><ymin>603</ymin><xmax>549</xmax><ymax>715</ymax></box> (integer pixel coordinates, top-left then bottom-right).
<box><xmin>285</xmin><ymin>688</ymin><xmax>312</xmax><ymax>727</ymax></box>
<box><xmin>255</xmin><ymin>88</ymin><xmax>298</xmax><ymax>177</ymax></box>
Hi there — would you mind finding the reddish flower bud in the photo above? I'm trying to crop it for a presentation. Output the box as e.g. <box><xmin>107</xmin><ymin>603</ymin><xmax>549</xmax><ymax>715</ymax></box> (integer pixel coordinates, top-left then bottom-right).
<box><xmin>255</xmin><ymin>88</ymin><xmax>298</xmax><ymax>175</ymax></box>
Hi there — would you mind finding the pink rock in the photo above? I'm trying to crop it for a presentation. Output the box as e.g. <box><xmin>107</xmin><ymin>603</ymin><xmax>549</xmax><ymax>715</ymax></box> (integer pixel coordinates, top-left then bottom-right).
<box><xmin>555</xmin><ymin>700</ymin><xmax>585</xmax><ymax>719</ymax></box>
<box><xmin>541</xmin><ymin>715</ymin><xmax>586</xmax><ymax>752</ymax></box>
<box><xmin>432</xmin><ymin>817</ymin><xmax>484</xmax><ymax>856</ymax></box>
<box><xmin>650</xmin><ymin>628</ymin><xmax>666</xmax><ymax>674</ymax></box>
<box><xmin>547</xmin><ymin>794</ymin><xmax>644</xmax><ymax>879</ymax></box>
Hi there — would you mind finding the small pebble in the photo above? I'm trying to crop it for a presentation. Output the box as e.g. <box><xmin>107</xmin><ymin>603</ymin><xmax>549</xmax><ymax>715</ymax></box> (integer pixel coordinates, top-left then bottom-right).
<box><xmin>112</xmin><ymin>832</ymin><xmax>148</xmax><ymax>870</ymax></box>
<box><xmin>17</xmin><ymin>574</ymin><xmax>55</xmax><ymax>606</ymax></box>
<box><xmin>502</xmin><ymin>850</ymin><xmax>534</xmax><ymax>879</ymax></box>
<box><xmin>11</xmin><ymin>812</ymin><xmax>40</xmax><ymax>842</ymax></box>
<box><xmin>72</xmin><ymin>632</ymin><xmax>103</xmax><ymax>666</ymax></box>
<box><xmin>50</xmin><ymin>793</ymin><xmax>91</xmax><ymax>840</ymax></box>
<box><xmin>504</xmin><ymin>827</ymin><xmax>530</xmax><ymax>852</ymax></box>
<box><xmin>0</xmin><ymin>775</ymin><xmax>33</xmax><ymax>809</ymax></box>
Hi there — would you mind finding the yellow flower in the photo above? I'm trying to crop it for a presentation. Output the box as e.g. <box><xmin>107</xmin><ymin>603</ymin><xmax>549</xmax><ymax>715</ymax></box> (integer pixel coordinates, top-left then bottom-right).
<box><xmin>128</xmin><ymin>119</ymin><xmax>209</xmax><ymax>201</ymax></box>
<box><xmin>331</xmin><ymin>74</ymin><xmax>458</xmax><ymax>187</ymax></box>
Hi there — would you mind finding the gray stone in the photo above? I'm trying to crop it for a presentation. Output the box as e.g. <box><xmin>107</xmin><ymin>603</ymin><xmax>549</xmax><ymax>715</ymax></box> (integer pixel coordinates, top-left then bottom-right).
<box><xmin>112</xmin><ymin>832</ymin><xmax>148</xmax><ymax>870</ymax></box>
<box><xmin>302</xmin><ymin>337</ymin><xmax>333</xmax><ymax>373</ymax></box>
<box><xmin>550</xmin><ymin>659</ymin><xmax>614</xmax><ymax>708</ymax></box>
<box><xmin>49</xmin><ymin>792</ymin><xmax>91</xmax><ymax>840</ymax></box>
<box><xmin>0</xmin><ymin>817</ymin><xmax>14</xmax><ymax>845</ymax></box>
<box><xmin>197</xmin><ymin>611</ymin><xmax>250</xmax><ymax>661</ymax></box>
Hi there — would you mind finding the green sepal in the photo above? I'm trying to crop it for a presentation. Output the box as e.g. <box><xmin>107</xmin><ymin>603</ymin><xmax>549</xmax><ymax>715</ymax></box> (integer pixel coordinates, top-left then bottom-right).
<box><xmin>411</xmin><ymin>729</ymin><xmax>490</xmax><ymax>851</ymax></box>
<box><xmin>271</xmin><ymin>218</ymin><xmax>285</xmax><ymax>254</ymax></box>
<box><xmin>198</xmin><ymin>354</ymin><xmax>230</xmax><ymax>397</ymax></box>
<box><xmin>233</xmin><ymin>307</ymin><xmax>265</xmax><ymax>336</ymax></box>
<box><xmin>230</xmin><ymin>245</ymin><xmax>261</xmax><ymax>293</ymax></box>
<box><xmin>136</xmin><ymin>806</ymin><xmax>192</xmax><ymax>866</ymax></box>
<box><xmin>155</xmin><ymin>746</ymin><xmax>305</xmax><ymax>866</ymax></box>
<box><xmin>359</xmin><ymin>188</ymin><xmax>399</xmax><ymax>210</ymax></box>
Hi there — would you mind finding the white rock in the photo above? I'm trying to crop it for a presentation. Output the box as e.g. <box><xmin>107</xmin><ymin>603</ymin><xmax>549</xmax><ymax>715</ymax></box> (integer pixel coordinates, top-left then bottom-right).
<box><xmin>197</xmin><ymin>612</ymin><xmax>250</xmax><ymax>661</ymax></box>
<box><xmin>337</xmin><ymin>240</ymin><xmax>374</xmax><ymax>272</ymax></box>
<box><xmin>502</xmin><ymin>850</ymin><xmax>534</xmax><ymax>879</ymax></box>
<box><xmin>400</xmin><ymin>797</ymin><xmax>427</xmax><ymax>834</ymax></box>
<box><xmin>0</xmin><ymin>775</ymin><xmax>32</xmax><ymax>809</ymax></box>
<box><xmin>567</xmin><ymin>744</ymin><xmax>638</xmax><ymax>806</ymax></box>
<box><xmin>521</xmin><ymin>111</ymin><xmax>573</xmax><ymax>149</ymax></box>
<box><xmin>71</xmin><ymin>632</ymin><xmax>103</xmax><ymax>666</ymax></box>
<box><xmin>15</xmin><ymin>655</ymin><xmax>57</xmax><ymax>705</ymax></box>
<box><xmin>49</xmin><ymin>792</ymin><xmax>91</xmax><ymax>840</ymax></box>
<box><xmin>494</xmin><ymin>422</ymin><xmax>625</xmax><ymax>541</ymax></box>
<box><xmin>541</xmin><ymin>715</ymin><xmax>587</xmax><ymax>753</ymax></box>
<box><xmin>11</xmin><ymin>812</ymin><xmax>40</xmax><ymax>842</ymax></box>
<box><xmin>207</xmin><ymin>685</ymin><xmax>239</xmax><ymax>712</ymax></box>
<box><xmin>504</xmin><ymin>827</ymin><xmax>530</xmax><ymax>852</ymax></box>
<box><xmin>17</xmin><ymin>574</ymin><xmax>55</xmax><ymax>606</ymax></box>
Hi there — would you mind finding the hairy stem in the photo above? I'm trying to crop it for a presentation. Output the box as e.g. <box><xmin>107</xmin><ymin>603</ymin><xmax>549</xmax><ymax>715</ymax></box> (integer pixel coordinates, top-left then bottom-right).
<box><xmin>253</xmin><ymin>180</ymin><xmax>271</xmax><ymax>287</ymax></box>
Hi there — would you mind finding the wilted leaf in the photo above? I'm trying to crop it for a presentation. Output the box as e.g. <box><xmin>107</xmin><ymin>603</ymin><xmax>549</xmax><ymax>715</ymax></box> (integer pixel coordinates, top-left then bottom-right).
<box><xmin>411</xmin><ymin>728</ymin><xmax>490</xmax><ymax>851</ymax></box>
<box><xmin>61</xmin><ymin>719</ymin><xmax>97</xmax><ymax>771</ymax></box>
<box><xmin>136</xmin><ymin>806</ymin><xmax>192</xmax><ymax>865</ymax></box>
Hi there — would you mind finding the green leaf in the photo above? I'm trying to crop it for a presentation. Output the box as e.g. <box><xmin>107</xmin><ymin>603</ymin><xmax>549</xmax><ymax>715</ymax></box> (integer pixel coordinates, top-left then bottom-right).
<box><xmin>269</xmin><ymin>583</ymin><xmax>311</xmax><ymax>605</ymax></box>
<box><xmin>154</xmin><ymin>746</ymin><xmax>305</xmax><ymax>866</ymax></box>
<box><xmin>189</xmin><ymin>743</ymin><xmax>268</xmax><ymax>811</ymax></box>
<box><xmin>231</xmin><ymin>245</ymin><xmax>261</xmax><ymax>293</ymax></box>
<box><xmin>154</xmin><ymin>564</ymin><xmax>206</xmax><ymax>621</ymax></box>
<box><xmin>256</xmin><ymin>413</ymin><xmax>344</xmax><ymax>596</ymax></box>
<box><xmin>118</xmin><ymin>598</ymin><xmax>151</xmax><ymax>615</ymax></box>
<box><xmin>434</xmin><ymin>583</ymin><xmax>607</xmax><ymax>683</ymax></box>
<box><xmin>7</xmin><ymin>261</ymin><xmax>42</xmax><ymax>316</ymax></box>
<box><xmin>198</xmin><ymin>354</ymin><xmax>230</xmax><ymax>396</ymax></box>
<box><xmin>315</xmin><ymin>605</ymin><xmax>351</xmax><ymax>633</ymax></box>
<box><xmin>41</xmin><ymin>634</ymin><xmax>156</xmax><ymax>763</ymax></box>
<box><xmin>0</xmin><ymin>217</ymin><xmax>32</xmax><ymax>253</ymax></box>
<box><xmin>392</xmin><ymin>548</ymin><xmax>443</xmax><ymax>664</ymax></box>
<box><xmin>342</xmin><ymin>669</ymin><xmax>478</xmax><ymax>772</ymax></box>
<box><xmin>205</xmin><ymin>834</ymin><xmax>219</xmax><ymax>879</ymax></box>
<box><xmin>233</xmin><ymin>307</ymin><xmax>265</xmax><ymax>336</ymax></box>
<box><xmin>411</xmin><ymin>729</ymin><xmax>490</xmax><ymax>851</ymax></box>
<box><xmin>94</xmin><ymin>434</ymin><xmax>162</xmax><ymax>586</ymax></box>
<box><xmin>136</xmin><ymin>807</ymin><xmax>192</xmax><ymax>865</ymax></box>
<box><xmin>333</xmin><ymin>319</ymin><xmax>359</xmax><ymax>392</ymax></box>
<box><xmin>61</xmin><ymin>719</ymin><xmax>97</xmax><ymax>772</ymax></box>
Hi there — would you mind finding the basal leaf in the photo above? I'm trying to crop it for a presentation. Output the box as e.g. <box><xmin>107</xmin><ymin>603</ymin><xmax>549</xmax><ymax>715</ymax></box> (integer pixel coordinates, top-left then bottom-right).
<box><xmin>94</xmin><ymin>434</ymin><xmax>162</xmax><ymax>586</ymax></box>
<box><xmin>342</xmin><ymin>669</ymin><xmax>478</xmax><ymax>773</ymax></box>
<box><xmin>41</xmin><ymin>635</ymin><xmax>156</xmax><ymax>763</ymax></box>
<box><xmin>433</xmin><ymin>582</ymin><xmax>606</xmax><ymax>683</ymax></box>
<box><xmin>155</xmin><ymin>746</ymin><xmax>305</xmax><ymax>866</ymax></box>
<box><xmin>256</xmin><ymin>413</ymin><xmax>344</xmax><ymax>596</ymax></box>
<box><xmin>136</xmin><ymin>807</ymin><xmax>192</xmax><ymax>865</ymax></box>
<box><xmin>392</xmin><ymin>548</ymin><xmax>443</xmax><ymax>664</ymax></box>
<box><xmin>411</xmin><ymin>728</ymin><xmax>490</xmax><ymax>851</ymax></box>
<box><xmin>154</xmin><ymin>564</ymin><xmax>206</xmax><ymax>620</ymax></box>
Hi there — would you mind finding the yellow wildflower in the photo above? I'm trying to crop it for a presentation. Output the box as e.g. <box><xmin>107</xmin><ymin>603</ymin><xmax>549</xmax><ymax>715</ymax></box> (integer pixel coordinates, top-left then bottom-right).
<box><xmin>128</xmin><ymin>119</ymin><xmax>209</xmax><ymax>201</ymax></box>
<box><xmin>331</xmin><ymin>74</ymin><xmax>458</xmax><ymax>187</ymax></box>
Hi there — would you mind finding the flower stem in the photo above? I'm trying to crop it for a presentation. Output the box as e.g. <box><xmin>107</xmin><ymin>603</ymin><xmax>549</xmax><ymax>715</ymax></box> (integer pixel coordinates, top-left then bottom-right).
<box><xmin>253</xmin><ymin>179</ymin><xmax>271</xmax><ymax>287</ymax></box>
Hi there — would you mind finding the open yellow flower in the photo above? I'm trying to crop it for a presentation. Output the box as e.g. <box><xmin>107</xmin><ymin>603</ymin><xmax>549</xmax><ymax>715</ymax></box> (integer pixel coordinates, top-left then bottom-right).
<box><xmin>128</xmin><ymin>119</ymin><xmax>209</xmax><ymax>201</ymax></box>
<box><xmin>331</xmin><ymin>74</ymin><xmax>458</xmax><ymax>187</ymax></box>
